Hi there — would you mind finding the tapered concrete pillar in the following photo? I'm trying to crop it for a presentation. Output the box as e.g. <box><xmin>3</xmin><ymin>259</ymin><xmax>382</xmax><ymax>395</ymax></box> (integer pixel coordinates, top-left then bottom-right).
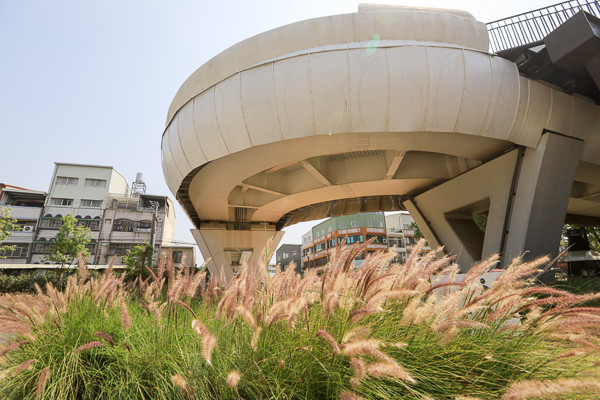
<box><xmin>404</xmin><ymin>132</ymin><xmax>583</xmax><ymax>274</ymax></box>
<box><xmin>191</xmin><ymin>223</ymin><xmax>284</xmax><ymax>282</ymax></box>
<box><xmin>403</xmin><ymin>150</ymin><xmax>520</xmax><ymax>270</ymax></box>
<box><xmin>503</xmin><ymin>132</ymin><xmax>583</xmax><ymax>265</ymax></box>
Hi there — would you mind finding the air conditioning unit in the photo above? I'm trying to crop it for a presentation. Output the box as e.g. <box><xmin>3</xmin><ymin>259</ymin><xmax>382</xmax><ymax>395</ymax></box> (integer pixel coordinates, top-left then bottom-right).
<box><xmin>382</xmin><ymin>239</ymin><xmax>388</xmax><ymax>244</ymax></box>
<box><xmin>22</xmin><ymin>226</ymin><xmax>34</xmax><ymax>232</ymax></box>
<box><xmin>156</xmin><ymin>215</ymin><xmax>163</xmax><ymax>222</ymax></box>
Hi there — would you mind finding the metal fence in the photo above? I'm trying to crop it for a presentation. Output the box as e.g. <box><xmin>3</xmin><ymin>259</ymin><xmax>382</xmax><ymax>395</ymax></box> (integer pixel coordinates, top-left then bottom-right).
<box><xmin>486</xmin><ymin>0</ymin><xmax>600</xmax><ymax>53</ymax></box>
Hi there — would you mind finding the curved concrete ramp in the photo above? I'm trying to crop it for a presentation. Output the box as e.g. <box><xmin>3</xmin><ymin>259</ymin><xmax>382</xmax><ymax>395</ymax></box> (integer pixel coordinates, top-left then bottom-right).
<box><xmin>162</xmin><ymin>5</ymin><xmax>600</xmax><ymax>280</ymax></box>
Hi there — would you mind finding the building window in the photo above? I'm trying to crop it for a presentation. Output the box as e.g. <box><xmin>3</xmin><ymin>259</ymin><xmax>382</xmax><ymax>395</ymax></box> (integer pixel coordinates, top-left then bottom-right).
<box><xmin>0</xmin><ymin>244</ymin><xmax>28</xmax><ymax>258</ymax></box>
<box><xmin>32</xmin><ymin>242</ymin><xmax>53</xmax><ymax>254</ymax></box>
<box><xmin>366</xmin><ymin>235</ymin><xmax>386</xmax><ymax>243</ymax></box>
<box><xmin>81</xmin><ymin>199</ymin><xmax>102</xmax><ymax>208</ymax></box>
<box><xmin>39</xmin><ymin>218</ymin><xmax>63</xmax><ymax>229</ymax></box>
<box><xmin>78</xmin><ymin>218</ymin><xmax>100</xmax><ymax>231</ymax></box>
<box><xmin>112</xmin><ymin>219</ymin><xmax>135</xmax><ymax>232</ymax></box>
<box><xmin>84</xmin><ymin>178</ymin><xmax>107</xmax><ymax>188</ymax></box>
<box><xmin>315</xmin><ymin>243</ymin><xmax>326</xmax><ymax>252</ymax></box>
<box><xmin>302</xmin><ymin>247</ymin><xmax>314</xmax><ymax>256</ymax></box>
<box><xmin>173</xmin><ymin>251</ymin><xmax>183</xmax><ymax>263</ymax></box>
<box><xmin>328</xmin><ymin>238</ymin><xmax>336</xmax><ymax>248</ymax></box>
<box><xmin>403</xmin><ymin>224</ymin><xmax>410</xmax><ymax>229</ymax></box>
<box><xmin>56</xmin><ymin>176</ymin><xmax>78</xmax><ymax>186</ymax></box>
<box><xmin>50</xmin><ymin>198</ymin><xmax>73</xmax><ymax>206</ymax></box>
<box><xmin>107</xmin><ymin>242</ymin><xmax>135</xmax><ymax>256</ymax></box>
<box><xmin>86</xmin><ymin>242</ymin><xmax>97</xmax><ymax>254</ymax></box>
<box><xmin>378</xmin><ymin>221</ymin><xmax>384</xmax><ymax>228</ymax></box>
<box><xmin>351</xmin><ymin>221</ymin><xmax>359</xmax><ymax>228</ymax></box>
<box><xmin>339</xmin><ymin>222</ymin><xmax>347</xmax><ymax>229</ymax></box>
<box><xmin>366</xmin><ymin>220</ymin><xmax>372</xmax><ymax>227</ymax></box>
<box><xmin>345</xmin><ymin>235</ymin><xmax>364</xmax><ymax>244</ymax></box>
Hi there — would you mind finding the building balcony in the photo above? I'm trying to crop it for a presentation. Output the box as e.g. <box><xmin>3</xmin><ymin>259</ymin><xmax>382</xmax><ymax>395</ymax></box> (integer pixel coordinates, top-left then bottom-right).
<box><xmin>367</xmin><ymin>243</ymin><xmax>388</xmax><ymax>250</ymax></box>
<box><xmin>3</xmin><ymin>231</ymin><xmax>35</xmax><ymax>243</ymax></box>
<box><xmin>0</xmin><ymin>205</ymin><xmax>42</xmax><ymax>219</ymax></box>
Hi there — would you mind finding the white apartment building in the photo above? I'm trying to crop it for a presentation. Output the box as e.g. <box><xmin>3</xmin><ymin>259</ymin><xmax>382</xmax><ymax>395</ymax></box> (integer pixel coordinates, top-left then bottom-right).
<box><xmin>385</xmin><ymin>211</ymin><xmax>430</xmax><ymax>263</ymax></box>
<box><xmin>29</xmin><ymin>163</ymin><xmax>176</xmax><ymax>265</ymax></box>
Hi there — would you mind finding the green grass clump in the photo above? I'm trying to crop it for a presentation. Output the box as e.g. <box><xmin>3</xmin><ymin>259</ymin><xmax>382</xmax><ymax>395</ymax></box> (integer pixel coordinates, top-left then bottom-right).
<box><xmin>1</xmin><ymin>243</ymin><xmax>600</xmax><ymax>399</ymax></box>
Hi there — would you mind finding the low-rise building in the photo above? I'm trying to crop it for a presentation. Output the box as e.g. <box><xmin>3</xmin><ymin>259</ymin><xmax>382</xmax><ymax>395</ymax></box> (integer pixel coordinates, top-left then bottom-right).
<box><xmin>3</xmin><ymin>162</ymin><xmax>184</xmax><ymax>267</ymax></box>
<box><xmin>385</xmin><ymin>211</ymin><xmax>430</xmax><ymax>262</ymax></box>
<box><xmin>160</xmin><ymin>244</ymin><xmax>197</xmax><ymax>269</ymax></box>
<box><xmin>275</xmin><ymin>244</ymin><xmax>302</xmax><ymax>272</ymax></box>
<box><xmin>301</xmin><ymin>212</ymin><xmax>387</xmax><ymax>270</ymax></box>
<box><xmin>95</xmin><ymin>193</ymin><xmax>175</xmax><ymax>265</ymax></box>
<box><xmin>0</xmin><ymin>184</ymin><xmax>47</xmax><ymax>264</ymax></box>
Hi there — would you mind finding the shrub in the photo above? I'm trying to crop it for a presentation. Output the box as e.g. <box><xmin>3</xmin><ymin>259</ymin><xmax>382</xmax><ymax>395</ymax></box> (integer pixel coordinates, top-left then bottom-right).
<box><xmin>1</xmin><ymin>243</ymin><xmax>599</xmax><ymax>399</ymax></box>
<box><xmin>0</xmin><ymin>271</ymin><xmax>69</xmax><ymax>294</ymax></box>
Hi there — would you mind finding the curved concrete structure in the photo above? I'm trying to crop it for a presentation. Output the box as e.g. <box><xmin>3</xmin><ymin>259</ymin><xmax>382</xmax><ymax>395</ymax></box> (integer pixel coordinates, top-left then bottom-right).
<box><xmin>162</xmin><ymin>4</ymin><xmax>600</xmax><ymax>279</ymax></box>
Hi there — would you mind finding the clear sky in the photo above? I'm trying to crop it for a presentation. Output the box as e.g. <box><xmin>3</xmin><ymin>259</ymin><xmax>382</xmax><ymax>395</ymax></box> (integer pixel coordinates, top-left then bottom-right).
<box><xmin>1</xmin><ymin>0</ymin><xmax>553</xmax><ymax>263</ymax></box>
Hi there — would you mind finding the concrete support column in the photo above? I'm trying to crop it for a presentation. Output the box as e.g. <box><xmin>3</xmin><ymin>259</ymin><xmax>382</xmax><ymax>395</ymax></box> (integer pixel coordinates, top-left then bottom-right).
<box><xmin>403</xmin><ymin>150</ymin><xmax>519</xmax><ymax>269</ymax></box>
<box><xmin>503</xmin><ymin>132</ymin><xmax>583</xmax><ymax>265</ymax></box>
<box><xmin>404</xmin><ymin>132</ymin><xmax>583</xmax><ymax>275</ymax></box>
<box><xmin>191</xmin><ymin>223</ymin><xmax>284</xmax><ymax>282</ymax></box>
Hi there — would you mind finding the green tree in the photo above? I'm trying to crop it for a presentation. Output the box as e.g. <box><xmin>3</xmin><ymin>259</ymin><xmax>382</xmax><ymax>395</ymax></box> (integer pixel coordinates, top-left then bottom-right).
<box><xmin>409</xmin><ymin>221</ymin><xmax>423</xmax><ymax>241</ymax></box>
<box><xmin>45</xmin><ymin>215</ymin><xmax>92</xmax><ymax>265</ymax></box>
<box><xmin>562</xmin><ymin>224</ymin><xmax>600</xmax><ymax>251</ymax></box>
<box><xmin>0</xmin><ymin>207</ymin><xmax>20</xmax><ymax>258</ymax></box>
<box><xmin>122</xmin><ymin>242</ymin><xmax>154</xmax><ymax>282</ymax></box>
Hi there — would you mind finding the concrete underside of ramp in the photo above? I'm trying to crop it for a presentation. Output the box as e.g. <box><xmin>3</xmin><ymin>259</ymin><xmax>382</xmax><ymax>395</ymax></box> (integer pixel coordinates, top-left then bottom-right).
<box><xmin>161</xmin><ymin>4</ymin><xmax>600</xmax><ymax>280</ymax></box>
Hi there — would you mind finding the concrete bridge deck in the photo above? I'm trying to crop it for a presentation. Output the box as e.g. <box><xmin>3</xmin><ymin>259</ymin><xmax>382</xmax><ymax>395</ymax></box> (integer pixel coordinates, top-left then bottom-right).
<box><xmin>161</xmin><ymin>4</ymin><xmax>600</xmax><ymax>280</ymax></box>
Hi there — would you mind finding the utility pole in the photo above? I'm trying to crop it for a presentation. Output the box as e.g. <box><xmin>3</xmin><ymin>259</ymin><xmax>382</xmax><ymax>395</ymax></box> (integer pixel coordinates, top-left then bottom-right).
<box><xmin>149</xmin><ymin>201</ymin><xmax>159</xmax><ymax>266</ymax></box>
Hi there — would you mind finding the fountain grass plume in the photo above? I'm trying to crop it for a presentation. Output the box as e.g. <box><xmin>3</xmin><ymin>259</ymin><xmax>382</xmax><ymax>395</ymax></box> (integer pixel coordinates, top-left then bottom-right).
<box><xmin>0</xmin><ymin>243</ymin><xmax>599</xmax><ymax>399</ymax></box>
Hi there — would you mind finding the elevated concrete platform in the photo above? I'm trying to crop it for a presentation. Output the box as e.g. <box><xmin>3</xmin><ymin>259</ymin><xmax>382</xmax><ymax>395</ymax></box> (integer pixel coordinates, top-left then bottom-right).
<box><xmin>162</xmin><ymin>4</ymin><xmax>600</xmax><ymax>279</ymax></box>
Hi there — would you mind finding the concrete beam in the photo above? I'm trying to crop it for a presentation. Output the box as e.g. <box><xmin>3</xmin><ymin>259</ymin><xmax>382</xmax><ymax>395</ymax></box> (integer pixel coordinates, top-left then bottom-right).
<box><xmin>300</xmin><ymin>160</ymin><xmax>332</xmax><ymax>187</ymax></box>
<box><xmin>240</xmin><ymin>183</ymin><xmax>286</xmax><ymax>197</ymax></box>
<box><xmin>385</xmin><ymin>151</ymin><xmax>406</xmax><ymax>180</ymax></box>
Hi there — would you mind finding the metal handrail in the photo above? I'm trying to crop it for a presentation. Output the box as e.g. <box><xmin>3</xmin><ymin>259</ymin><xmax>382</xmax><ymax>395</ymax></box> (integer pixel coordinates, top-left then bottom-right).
<box><xmin>486</xmin><ymin>0</ymin><xmax>600</xmax><ymax>53</ymax></box>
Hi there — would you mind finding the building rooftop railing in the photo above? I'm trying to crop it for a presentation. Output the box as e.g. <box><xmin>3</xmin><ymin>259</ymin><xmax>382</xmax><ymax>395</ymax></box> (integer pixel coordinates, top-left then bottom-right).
<box><xmin>486</xmin><ymin>0</ymin><xmax>600</xmax><ymax>53</ymax></box>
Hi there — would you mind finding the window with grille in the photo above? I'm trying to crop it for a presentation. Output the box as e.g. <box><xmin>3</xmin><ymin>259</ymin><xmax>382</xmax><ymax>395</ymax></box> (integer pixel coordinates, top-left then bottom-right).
<box><xmin>0</xmin><ymin>244</ymin><xmax>28</xmax><ymax>258</ymax></box>
<box><xmin>40</xmin><ymin>218</ymin><xmax>63</xmax><ymax>229</ymax></box>
<box><xmin>32</xmin><ymin>242</ymin><xmax>53</xmax><ymax>254</ymax></box>
<box><xmin>79</xmin><ymin>219</ymin><xmax>100</xmax><ymax>231</ymax></box>
<box><xmin>107</xmin><ymin>242</ymin><xmax>134</xmax><ymax>256</ymax></box>
<box><xmin>351</xmin><ymin>221</ymin><xmax>359</xmax><ymax>228</ymax></box>
<box><xmin>339</xmin><ymin>222</ymin><xmax>347</xmax><ymax>229</ymax></box>
<box><xmin>112</xmin><ymin>219</ymin><xmax>135</xmax><ymax>232</ymax></box>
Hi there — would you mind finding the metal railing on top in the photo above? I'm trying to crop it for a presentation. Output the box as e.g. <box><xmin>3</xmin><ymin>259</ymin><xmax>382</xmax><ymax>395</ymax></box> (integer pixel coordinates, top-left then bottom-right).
<box><xmin>486</xmin><ymin>0</ymin><xmax>600</xmax><ymax>53</ymax></box>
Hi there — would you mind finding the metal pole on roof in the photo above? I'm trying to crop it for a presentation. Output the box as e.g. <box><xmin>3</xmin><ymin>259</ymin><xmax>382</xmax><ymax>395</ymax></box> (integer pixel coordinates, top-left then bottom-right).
<box><xmin>149</xmin><ymin>201</ymin><xmax>159</xmax><ymax>266</ymax></box>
